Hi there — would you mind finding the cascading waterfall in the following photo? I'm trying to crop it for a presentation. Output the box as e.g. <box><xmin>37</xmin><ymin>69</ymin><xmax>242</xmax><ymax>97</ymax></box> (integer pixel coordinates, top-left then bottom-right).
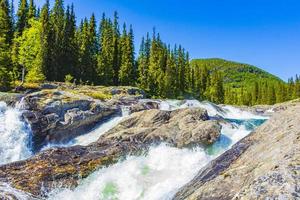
<box><xmin>41</xmin><ymin>106</ymin><xmax>131</xmax><ymax>150</ymax></box>
<box><xmin>160</xmin><ymin>99</ymin><xmax>268</xmax><ymax>120</ymax></box>
<box><xmin>48</xmin><ymin>144</ymin><xmax>211</xmax><ymax>200</ymax></box>
<box><xmin>73</xmin><ymin>106</ymin><xmax>130</xmax><ymax>146</ymax></box>
<box><xmin>47</xmin><ymin>99</ymin><xmax>267</xmax><ymax>200</ymax></box>
<box><xmin>0</xmin><ymin>101</ymin><xmax>32</xmax><ymax>165</ymax></box>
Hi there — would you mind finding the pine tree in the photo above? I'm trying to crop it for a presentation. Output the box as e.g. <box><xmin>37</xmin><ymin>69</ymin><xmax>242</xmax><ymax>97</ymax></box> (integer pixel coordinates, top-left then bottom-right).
<box><xmin>39</xmin><ymin>0</ymin><xmax>51</xmax><ymax>80</ymax></box>
<box><xmin>163</xmin><ymin>49</ymin><xmax>177</xmax><ymax>97</ymax></box>
<box><xmin>112</xmin><ymin>11</ymin><xmax>120</xmax><ymax>85</ymax></box>
<box><xmin>16</xmin><ymin>0</ymin><xmax>28</xmax><ymax>35</ymax></box>
<box><xmin>87</xmin><ymin>13</ymin><xmax>98</xmax><ymax>83</ymax></box>
<box><xmin>48</xmin><ymin>0</ymin><xmax>65</xmax><ymax>81</ymax></box>
<box><xmin>97</xmin><ymin>14</ymin><xmax>114</xmax><ymax>85</ymax></box>
<box><xmin>62</xmin><ymin>4</ymin><xmax>78</xmax><ymax>80</ymax></box>
<box><xmin>28</xmin><ymin>0</ymin><xmax>36</xmax><ymax>20</ymax></box>
<box><xmin>119</xmin><ymin>24</ymin><xmax>135</xmax><ymax>85</ymax></box>
<box><xmin>147</xmin><ymin>29</ymin><xmax>165</xmax><ymax>96</ymax></box>
<box><xmin>0</xmin><ymin>0</ymin><xmax>13</xmax><ymax>90</ymax></box>
<box><xmin>206</xmin><ymin>71</ymin><xmax>224</xmax><ymax>104</ymax></box>
<box><xmin>251</xmin><ymin>81</ymin><xmax>259</xmax><ymax>105</ymax></box>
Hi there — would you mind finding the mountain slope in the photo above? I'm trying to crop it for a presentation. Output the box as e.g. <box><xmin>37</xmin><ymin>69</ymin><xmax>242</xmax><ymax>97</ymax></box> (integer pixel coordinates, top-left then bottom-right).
<box><xmin>190</xmin><ymin>58</ymin><xmax>284</xmax><ymax>87</ymax></box>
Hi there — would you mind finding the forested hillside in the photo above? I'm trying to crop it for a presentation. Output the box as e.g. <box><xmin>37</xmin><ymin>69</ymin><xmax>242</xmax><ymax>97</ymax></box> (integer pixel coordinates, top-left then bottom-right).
<box><xmin>191</xmin><ymin>58</ymin><xmax>282</xmax><ymax>87</ymax></box>
<box><xmin>0</xmin><ymin>0</ymin><xmax>299</xmax><ymax>105</ymax></box>
<box><xmin>190</xmin><ymin>59</ymin><xmax>300</xmax><ymax>105</ymax></box>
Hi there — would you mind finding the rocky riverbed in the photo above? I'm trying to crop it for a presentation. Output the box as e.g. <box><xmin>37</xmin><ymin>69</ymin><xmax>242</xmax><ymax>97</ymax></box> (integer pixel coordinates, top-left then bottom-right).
<box><xmin>0</xmin><ymin>83</ymin><xmax>298</xmax><ymax>199</ymax></box>
<box><xmin>174</xmin><ymin>103</ymin><xmax>300</xmax><ymax>200</ymax></box>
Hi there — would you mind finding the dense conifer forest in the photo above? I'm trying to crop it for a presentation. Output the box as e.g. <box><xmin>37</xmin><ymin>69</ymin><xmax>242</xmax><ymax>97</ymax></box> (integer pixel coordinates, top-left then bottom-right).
<box><xmin>0</xmin><ymin>0</ymin><xmax>299</xmax><ymax>105</ymax></box>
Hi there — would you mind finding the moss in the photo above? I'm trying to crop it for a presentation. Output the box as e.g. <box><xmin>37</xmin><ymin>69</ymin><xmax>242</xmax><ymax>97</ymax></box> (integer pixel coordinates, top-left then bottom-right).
<box><xmin>85</xmin><ymin>91</ymin><xmax>112</xmax><ymax>100</ymax></box>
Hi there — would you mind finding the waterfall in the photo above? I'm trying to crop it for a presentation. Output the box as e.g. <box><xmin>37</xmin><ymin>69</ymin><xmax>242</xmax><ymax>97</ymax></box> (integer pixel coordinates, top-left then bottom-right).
<box><xmin>72</xmin><ymin>106</ymin><xmax>130</xmax><ymax>146</ymax></box>
<box><xmin>48</xmin><ymin>144</ymin><xmax>211</xmax><ymax>200</ymax></box>
<box><xmin>41</xmin><ymin>106</ymin><xmax>131</xmax><ymax>150</ymax></box>
<box><xmin>159</xmin><ymin>99</ymin><xmax>268</xmax><ymax>120</ymax></box>
<box><xmin>47</xmin><ymin>112</ymin><xmax>266</xmax><ymax>200</ymax></box>
<box><xmin>0</xmin><ymin>101</ymin><xmax>32</xmax><ymax>165</ymax></box>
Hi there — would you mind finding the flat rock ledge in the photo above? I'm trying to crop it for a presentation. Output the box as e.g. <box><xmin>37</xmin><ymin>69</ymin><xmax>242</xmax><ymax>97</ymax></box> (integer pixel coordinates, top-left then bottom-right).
<box><xmin>173</xmin><ymin>103</ymin><xmax>300</xmax><ymax>200</ymax></box>
<box><xmin>0</xmin><ymin>108</ymin><xmax>221</xmax><ymax>197</ymax></box>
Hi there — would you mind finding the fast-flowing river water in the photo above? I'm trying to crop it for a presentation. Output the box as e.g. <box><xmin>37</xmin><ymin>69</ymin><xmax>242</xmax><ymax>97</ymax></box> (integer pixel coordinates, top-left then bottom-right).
<box><xmin>0</xmin><ymin>99</ymin><xmax>267</xmax><ymax>200</ymax></box>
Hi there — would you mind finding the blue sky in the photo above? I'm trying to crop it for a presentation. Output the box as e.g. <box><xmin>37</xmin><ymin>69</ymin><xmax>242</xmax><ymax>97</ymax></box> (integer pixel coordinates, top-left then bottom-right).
<box><xmin>15</xmin><ymin>0</ymin><xmax>300</xmax><ymax>81</ymax></box>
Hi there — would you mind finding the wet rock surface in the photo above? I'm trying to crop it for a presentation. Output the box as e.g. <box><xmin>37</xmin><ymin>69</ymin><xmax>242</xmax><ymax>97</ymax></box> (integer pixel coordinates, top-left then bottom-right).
<box><xmin>0</xmin><ymin>107</ymin><xmax>220</xmax><ymax>197</ymax></box>
<box><xmin>173</xmin><ymin>104</ymin><xmax>300</xmax><ymax>200</ymax></box>
<box><xmin>20</xmin><ymin>90</ymin><xmax>119</xmax><ymax>152</ymax></box>
<box><xmin>100</xmin><ymin>108</ymin><xmax>221</xmax><ymax>147</ymax></box>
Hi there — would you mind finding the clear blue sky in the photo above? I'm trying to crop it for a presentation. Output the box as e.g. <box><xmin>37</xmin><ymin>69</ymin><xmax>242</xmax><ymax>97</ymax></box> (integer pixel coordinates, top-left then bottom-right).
<box><xmin>15</xmin><ymin>0</ymin><xmax>300</xmax><ymax>81</ymax></box>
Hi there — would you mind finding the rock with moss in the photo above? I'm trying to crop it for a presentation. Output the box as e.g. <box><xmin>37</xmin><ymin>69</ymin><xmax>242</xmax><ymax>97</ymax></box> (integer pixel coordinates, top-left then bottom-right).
<box><xmin>20</xmin><ymin>89</ymin><xmax>119</xmax><ymax>151</ymax></box>
<box><xmin>0</xmin><ymin>92</ymin><xmax>23</xmax><ymax>106</ymax></box>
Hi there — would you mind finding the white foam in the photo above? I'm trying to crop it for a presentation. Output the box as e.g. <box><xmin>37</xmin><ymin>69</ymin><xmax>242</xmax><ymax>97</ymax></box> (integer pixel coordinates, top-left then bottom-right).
<box><xmin>73</xmin><ymin>107</ymin><xmax>130</xmax><ymax>146</ymax></box>
<box><xmin>41</xmin><ymin>107</ymin><xmax>131</xmax><ymax>150</ymax></box>
<box><xmin>48</xmin><ymin>144</ymin><xmax>211</xmax><ymax>200</ymax></box>
<box><xmin>158</xmin><ymin>99</ymin><xmax>267</xmax><ymax>120</ymax></box>
<box><xmin>159</xmin><ymin>100</ymin><xmax>182</xmax><ymax>111</ymax></box>
<box><xmin>0</xmin><ymin>102</ymin><xmax>32</xmax><ymax>165</ymax></box>
<box><xmin>222</xmin><ymin>105</ymin><xmax>268</xmax><ymax>120</ymax></box>
<box><xmin>0</xmin><ymin>182</ymin><xmax>34</xmax><ymax>200</ymax></box>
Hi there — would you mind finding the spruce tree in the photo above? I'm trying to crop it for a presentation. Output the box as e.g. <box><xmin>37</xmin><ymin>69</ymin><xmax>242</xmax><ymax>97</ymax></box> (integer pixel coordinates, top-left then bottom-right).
<box><xmin>0</xmin><ymin>0</ymin><xmax>13</xmax><ymax>90</ymax></box>
<box><xmin>163</xmin><ymin>49</ymin><xmax>177</xmax><ymax>97</ymax></box>
<box><xmin>48</xmin><ymin>0</ymin><xmax>65</xmax><ymax>81</ymax></box>
<box><xmin>28</xmin><ymin>0</ymin><xmax>36</xmax><ymax>20</ymax></box>
<box><xmin>119</xmin><ymin>24</ymin><xmax>135</xmax><ymax>85</ymax></box>
<box><xmin>16</xmin><ymin>0</ymin><xmax>28</xmax><ymax>35</ymax></box>
<box><xmin>87</xmin><ymin>13</ymin><xmax>98</xmax><ymax>83</ymax></box>
<box><xmin>97</xmin><ymin>14</ymin><xmax>114</xmax><ymax>85</ymax></box>
<box><xmin>112</xmin><ymin>11</ymin><xmax>120</xmax><ymax>85</ymax></box>
<box><xmin>39</xmin><ymin>0</ymin><xmax>51</xmax><ymax>80</ymax></box>
<box><xmin>147</xmin><ymin>29</ymin><xmax>165</xmax><ymax>96</ymax></box>
<box><xmin>62</xmin><ymin>4</ymin><xmax>78</xmax><ymax>80</ymax></box>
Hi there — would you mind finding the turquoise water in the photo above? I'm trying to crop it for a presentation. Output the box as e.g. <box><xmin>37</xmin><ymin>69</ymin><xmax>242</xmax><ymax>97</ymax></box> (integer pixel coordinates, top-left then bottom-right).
<box><xmin>206</xmin><ymin>118</ymin><xmax>267</xmax><ymax>155</ymax></box>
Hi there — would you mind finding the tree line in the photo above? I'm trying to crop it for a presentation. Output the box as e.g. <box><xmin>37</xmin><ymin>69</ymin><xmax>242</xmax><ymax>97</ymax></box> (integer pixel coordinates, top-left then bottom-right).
<box><xmin>224</xmin><ymin>76</ymin><xmax>300</xmax><ymax>106</ymax></box>
<box><xmin>0</xmin><ymin>0</ymin><xmax>299</xmax><ymax>105</ymax></box>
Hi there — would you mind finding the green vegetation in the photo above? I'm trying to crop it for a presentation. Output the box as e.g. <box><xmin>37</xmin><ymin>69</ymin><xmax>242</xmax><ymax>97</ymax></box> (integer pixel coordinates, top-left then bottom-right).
<box><xmin>191</xmin><ymin>59</ymin><xmax>300</xmax><ymax>105</ymax></box>
<box><xmin>0</xmin><ymin>0</ymin><xmax>299</xmax><ymax>105</ymax></box>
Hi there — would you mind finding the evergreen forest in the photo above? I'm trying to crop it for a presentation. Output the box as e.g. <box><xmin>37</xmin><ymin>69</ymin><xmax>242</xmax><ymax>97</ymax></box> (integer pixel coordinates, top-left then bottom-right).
<box><xmin>0</xmin><ymin>0</ymin><xmax>299</xmax><ymax>105</ymax></box>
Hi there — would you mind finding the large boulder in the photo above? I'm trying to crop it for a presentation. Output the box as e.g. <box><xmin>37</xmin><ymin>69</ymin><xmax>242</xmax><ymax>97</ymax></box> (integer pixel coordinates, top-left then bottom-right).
<box><xmin>173</xmin><ymin>104</ymin><xmax>300</xmax><ymax>200</ymax></box>
<box><xmin>0</xmin><ymin>108</ymin><xmax>221</xmax><ymax>197</ymax></box>
<box><xmin>100</xmin><ymin>108</ymin><xmax>221</xmax><ymax>147</ymax></box>
<box><xmin>20</xmin><ymin>90</ymin><xmax>119</xmax><ymax>151</ymax></box>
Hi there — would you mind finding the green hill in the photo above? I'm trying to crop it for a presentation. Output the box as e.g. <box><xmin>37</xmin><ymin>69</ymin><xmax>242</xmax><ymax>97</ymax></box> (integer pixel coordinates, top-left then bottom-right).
<box><xmin>190</xmin><ymin>58</ymin><xmax>284</xmax><ymax>88</ymax></box>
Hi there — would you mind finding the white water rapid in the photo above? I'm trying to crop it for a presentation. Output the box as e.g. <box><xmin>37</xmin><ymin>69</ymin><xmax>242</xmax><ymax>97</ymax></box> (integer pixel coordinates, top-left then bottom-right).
<box><xmin>41</xmin><ymin>106</ymin><xmax>131</xmax><ymax>150</ymax></box>
<box><xmin>0</xmin><ymin>101</ymin><xmax>32</xmax><ymax>165</ymax></box>
<box><xmin>73</xmin><ymin>106</ymin><xmax>130</xmax><ymax>146</ymax></box>
<box><xmin>46</xmin><ymin>99</ymin><xmax>267</xmax><ymax>200</ymax></box>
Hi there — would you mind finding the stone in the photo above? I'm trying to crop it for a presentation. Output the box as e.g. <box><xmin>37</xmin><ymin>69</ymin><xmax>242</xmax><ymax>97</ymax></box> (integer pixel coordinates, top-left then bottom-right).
<box><xmin>20</xmin><ymin>90</ymin><xmax>119</xmax><ymax>151</ymax></box>
<box><xmin>173</xmin><ymin>103</ymin><xmax>300</xmax><ymax>200</ymax></box>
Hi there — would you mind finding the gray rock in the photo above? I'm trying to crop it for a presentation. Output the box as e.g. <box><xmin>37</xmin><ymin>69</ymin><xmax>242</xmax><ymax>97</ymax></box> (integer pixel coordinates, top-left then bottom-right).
<box><xmin>173</xmin><ymin>103</ymin><xmax>300</xmax><ymax>200</ymax></box>
<box><xmin>20</xmin><ymin>90</ymin><xmax>118</xmax><ymax>151</ymax></box>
